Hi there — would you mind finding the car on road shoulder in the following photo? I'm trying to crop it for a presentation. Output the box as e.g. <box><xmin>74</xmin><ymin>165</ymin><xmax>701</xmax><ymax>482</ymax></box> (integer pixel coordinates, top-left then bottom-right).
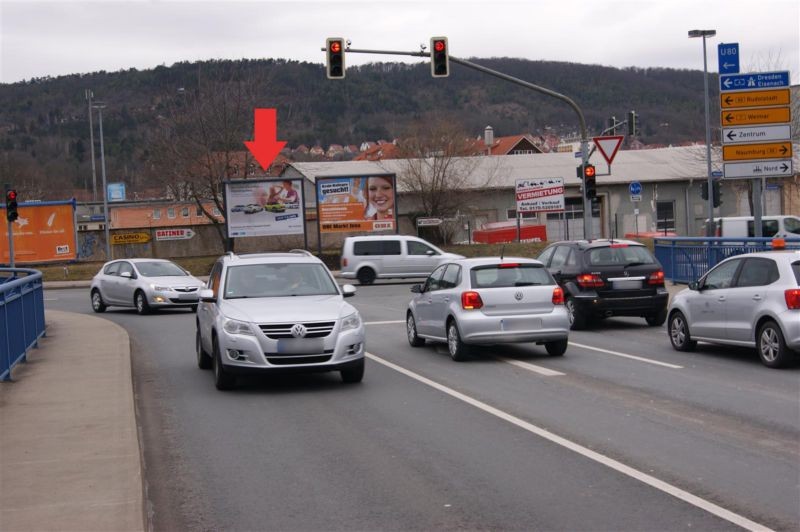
<box><xmin>196</xmin><ymin>250</ymin><xmax>365</xmax><ymax>390</ymax></box>
<box><xmin>406</xmin><ymin>257</ymin><xmax>570</xmax><ymax>361</ymax></box>
<box><xmin>667</xmin><ymin>250</ymin><xmax>800</xmax><ymax>368</ymax></box>
<box><xmin>537</xmin><ymin>239</ymin><xmax>669</xmax><ymax>329</ymax></box>
<box><xmin>90</xmin><ymin>258</ymin><xmax>204</xmax><ymax>315</ymax></box>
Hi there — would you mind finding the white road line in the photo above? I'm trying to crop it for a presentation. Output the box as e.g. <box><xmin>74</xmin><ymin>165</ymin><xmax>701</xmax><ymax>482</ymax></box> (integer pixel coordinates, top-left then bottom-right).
<box><xmin>364</xmin><ymin>320</ymin><xmax>405</xmax><ymax>326</ymax></box>
<box><xmin>569</xmin><ymin>342</ymin><xmax>683</xmax><ymax>369</ymax></box>
<box><xmin>495</xmin><ymin>356</ymin><xmax>565</xmax><ymax>376</ymax></box>
<box><xmin>366</xmin><ymin>352</ymin><xmax>770</xmax><ymax>532</ymax></box>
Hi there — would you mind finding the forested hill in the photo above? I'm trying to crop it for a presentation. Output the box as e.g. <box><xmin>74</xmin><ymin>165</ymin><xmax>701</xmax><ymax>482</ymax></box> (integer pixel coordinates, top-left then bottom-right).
<box><xmin>0</xmin><ymin>57</ymin><xmax>713</xmax><ymax>195</ymax></box>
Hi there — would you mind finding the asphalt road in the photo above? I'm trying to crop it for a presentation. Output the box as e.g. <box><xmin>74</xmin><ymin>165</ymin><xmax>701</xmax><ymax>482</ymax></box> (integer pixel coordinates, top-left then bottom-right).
<box><xmin>45</xmin><ymin>285</ymin><xmax>800</xmax><ymax>531</ymax></box>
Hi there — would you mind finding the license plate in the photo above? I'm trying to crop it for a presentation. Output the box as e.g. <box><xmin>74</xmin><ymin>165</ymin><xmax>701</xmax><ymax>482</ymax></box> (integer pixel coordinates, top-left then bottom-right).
<box><xmin>276</xmin><ymin>338</ymin><xmax>324</xmax><ymax>354</ymax></box>
<box><xmin>612</xmin><ymin>280</ymin><xmax>643</xmax><ymax>289</ymax></box>
<box><xmin>178</xmin><ymin>293</ymin><xmax>198</xmax><ymax>300</ymax></box>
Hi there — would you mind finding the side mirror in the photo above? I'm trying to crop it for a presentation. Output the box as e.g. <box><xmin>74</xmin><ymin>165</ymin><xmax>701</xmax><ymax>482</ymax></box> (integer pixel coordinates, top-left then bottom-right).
<box><xmin>688</xmin><ymin>281</ymin><xmax>700</xmax><ymax>291</ymax></box>
<box><xmin>426</xmin><ymin>250</ymin><xmax>435</xmax><ymax>256</ymax></box>
<box><xmin>120</xmin><ymin>271</ymin><xmax>133</xmax><ymax>279</ymax></box>
<box><xmin>411</xmin><ymin>284</ymin><xmax>423</xmax><ymax>293</ymax></box>
<box><xmin>341</xmin><ymin>284</ymin><xmax>357</xmax><ymax>298</ymax></box>
<box><xmin>199</xmin><ymin>289</ymin><xmax>216</xmax><ymax>303</ymax></box>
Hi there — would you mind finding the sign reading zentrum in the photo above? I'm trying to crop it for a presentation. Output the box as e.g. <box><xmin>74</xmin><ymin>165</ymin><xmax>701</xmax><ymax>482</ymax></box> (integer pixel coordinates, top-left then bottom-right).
<box><xmin>720</xmin><ymin>69</ymin><xmax>793</xmax><ymax>180</ymax></box>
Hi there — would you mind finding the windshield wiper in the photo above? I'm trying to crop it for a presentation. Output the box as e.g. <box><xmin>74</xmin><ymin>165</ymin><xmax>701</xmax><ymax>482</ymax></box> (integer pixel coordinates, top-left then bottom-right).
<box><xmin>624</xmin><ymin>261</ymin><xmax>648</xmax><ymax>268</ymax></box>
<box><xmin>514</xmin><ymin>282</ymin><xmax>541</xmax><ymax>286</ymax></box>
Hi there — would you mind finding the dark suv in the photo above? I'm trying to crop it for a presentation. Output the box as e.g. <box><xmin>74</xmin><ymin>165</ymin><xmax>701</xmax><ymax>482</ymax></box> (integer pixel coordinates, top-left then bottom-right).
<box><xmin>537</xmin><ymin>239</ymin><xmax>669</xmax><ymax>329</ymax></box>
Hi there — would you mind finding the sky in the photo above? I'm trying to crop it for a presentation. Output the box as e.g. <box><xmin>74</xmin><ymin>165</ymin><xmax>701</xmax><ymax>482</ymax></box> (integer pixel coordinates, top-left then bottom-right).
<box><xmin>0</xmin><ymin>0</ymin><xmax>798</xmax><ymax>84</ymax></box>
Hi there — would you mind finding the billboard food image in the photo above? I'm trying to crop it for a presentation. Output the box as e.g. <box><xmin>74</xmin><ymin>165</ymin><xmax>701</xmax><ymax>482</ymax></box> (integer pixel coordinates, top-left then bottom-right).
<box><xmin>317</xmin><ymin>175</ymin><xmax>396</xmax><ymax>233</ymax></box>
<box><xmin>1</xmin><ymin>201</ymin><xmax>77</xmax><ymax>263</ymax></box>
<box><xmin>225</xmin><ymin>179</ymin><xmax>304</xmax><ymax>238</ymax></box>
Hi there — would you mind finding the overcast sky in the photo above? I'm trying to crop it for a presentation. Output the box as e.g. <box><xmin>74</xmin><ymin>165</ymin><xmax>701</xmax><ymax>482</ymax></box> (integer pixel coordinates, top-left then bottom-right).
<box><xmin>0</xmin><ymin>0</ymin><xmax>798</xmax><ymax>84</ymax></box>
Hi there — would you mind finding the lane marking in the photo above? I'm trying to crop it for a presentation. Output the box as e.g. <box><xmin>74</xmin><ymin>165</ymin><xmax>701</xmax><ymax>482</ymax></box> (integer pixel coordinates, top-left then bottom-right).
<box><xmin>569</xmin><ymin>342</ymin><xmax>683</xmax><ymax>369</ymax></box>
<box><xmin>495</xmin><ymin>356</ymin><xmax>565</xmax><ymax>377</ymax></box>
<box><xmin>364</xmin><ymin>320</ymin><xmax>405</xmax><ymax>326</ymax></box>
<box><xmin>366</xmin><ymin>352</ymin><xmax>769</xmax><ymax>531</ymax></box>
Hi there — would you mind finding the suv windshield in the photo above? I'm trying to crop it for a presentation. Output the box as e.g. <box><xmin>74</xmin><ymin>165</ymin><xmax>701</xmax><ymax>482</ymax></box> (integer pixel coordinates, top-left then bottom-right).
<box><xmin>585</xmin><ymin>245</ymin><xmax>656</xmax><ymax>267</ymax></box>
<box><xmin>136</xmin><ymin>261</ymin><xmax>188</xmax><ymax>277</ymax></box>
<box><xmin>470</xmin><ymin>264</ymin><xmax>553</xmax><ymax>288</ymax></box>
<box><xmin>224</xmin><ymin>263</ymin><xmax>339</xmax><ymax>298</ymax></box>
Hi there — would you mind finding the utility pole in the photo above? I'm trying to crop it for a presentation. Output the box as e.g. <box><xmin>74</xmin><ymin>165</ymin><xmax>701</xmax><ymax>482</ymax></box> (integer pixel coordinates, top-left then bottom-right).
<box><xmin>93</xmin><ymin>103</ymin><xmax>112</xmax><ymax>260</ymax></box>
<box><xmin>85</xmin><ymin>89</ymin><xmax>98</xmax><ymax>202</ymax></box>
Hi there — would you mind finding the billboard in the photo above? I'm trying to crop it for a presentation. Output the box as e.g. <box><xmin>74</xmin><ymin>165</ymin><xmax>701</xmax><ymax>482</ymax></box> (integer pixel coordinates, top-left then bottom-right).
<box><xmin>225</xmin><ymin>179</ymin><xmax>305</xmax><ymax>238</ymax></box>
<box><xmin>515</xmin><ymin>178</ymin><xmax>565</xmax><ymax>213</ymax></box>
<box><xmin>107</xmin><ymin>182</ymin><xmax>126</xmax><ymax>202</ymax></box>
<box><xmin>1</xmin><ymin>200</ymin><xmax>77</xmax><ymax>264</ymax></box>
<box><xmin>317</xmin><ymin>174</ymin><xmax>396</xmax><ymax>233</ymax></box>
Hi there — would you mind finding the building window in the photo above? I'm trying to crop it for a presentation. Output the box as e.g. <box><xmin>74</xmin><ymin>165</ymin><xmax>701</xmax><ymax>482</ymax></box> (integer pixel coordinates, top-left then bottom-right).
<box><xmin>545</xmin><ymin>197</ymin><xmax>600</xmax><ymax>220</ymax></box>
<box><xmin>182</xmin><ymin>207</ymin><xmax>190</xmax><ymax>218</ymax></box>
<box><xmin>506</xmin><ymin>209</ymin><xmax>538</xmax><ymax>220</ymax></box>
<box><xmin>196</xmin><ymin>206</ymin><xmax>203</xmax><ymax>216</ymax></box>
<box><xmin>167</xmin><ymin>208</ymin><xmax>176</xmax><ymax>219</ymax></box>
<box><xmin>152</xmin><ymin>209</ymin><xmax>161</xmax><ymax>220</ymax></box>
<box><xmin>212</xmin><ymin>207</ymin><xmax>220</xmax><ymax>216</ymax></box>
<box><xmin>656</xmin><ymin>201</ymin><xmax>675</xmax><ymax>232</ymax></box>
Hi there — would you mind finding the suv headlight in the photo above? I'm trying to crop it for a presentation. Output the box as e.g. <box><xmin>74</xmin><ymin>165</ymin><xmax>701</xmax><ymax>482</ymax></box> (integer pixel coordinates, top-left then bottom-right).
<box><xmin>341</xmin><ymin>312</ymin><xmax>361</xmax><ymax>332</ymax></box>
<box><xmin>150</xmin><ymin>284</ymin><xmax>171</xmax><ymax>292</ymax></box>
<box><xmin>223</xmin><ymin>318</ymin><xmax>255</xmax><ymax>336</ymax></box>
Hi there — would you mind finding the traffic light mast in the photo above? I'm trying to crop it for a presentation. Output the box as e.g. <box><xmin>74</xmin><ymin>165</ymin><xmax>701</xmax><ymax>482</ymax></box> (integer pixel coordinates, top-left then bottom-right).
<box><xmin>4</xmin><ymin>184</ymin><xmax>17</xmax><ymax>267</ymax></box>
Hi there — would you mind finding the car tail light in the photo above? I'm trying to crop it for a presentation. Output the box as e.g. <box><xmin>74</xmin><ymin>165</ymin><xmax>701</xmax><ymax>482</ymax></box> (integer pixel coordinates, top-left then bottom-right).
<box><xmin>577</xmin><ymin>273</ymin><xmax>604</xmax><ymax>288</ymax></box>
<box><xmin>342</xmin><ymin>257</ymin><xmax>348</xmax><ymax>267</ymax></box>
<box><xmin>647</xmin><ymin>270</ymin><xmax>665</xmax><ymax>286</ymax></box>
<box><xmin>552</xmin><ymin>286</ymin><xmax>565</xmax><ymax>305</ymax></box>
<box><xmin>461</xmin><ymin>291</ymin><xmax>484</xmax><ymax>310</ymax></box>
<box><xmin>609</xmin><ymin>243</ymin><xmax>628</xmax><ymax>248</ymax></box>
<box><xmin>785</xmin><ymin>289</ymin><xmax>800</xmax><ymax>310</ymax></box>
<box><xmin>499</xmin><ymin>263</ymin><xmax>520</xmax><ymax>268</ymax></box>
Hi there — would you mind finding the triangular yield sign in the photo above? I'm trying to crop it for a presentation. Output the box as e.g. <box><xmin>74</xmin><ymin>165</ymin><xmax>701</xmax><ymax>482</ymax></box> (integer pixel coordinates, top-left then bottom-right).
<box><xmin>593</xmin><ymin>135</ymin><xmax>624</xmax><ymax>165</ymax></box>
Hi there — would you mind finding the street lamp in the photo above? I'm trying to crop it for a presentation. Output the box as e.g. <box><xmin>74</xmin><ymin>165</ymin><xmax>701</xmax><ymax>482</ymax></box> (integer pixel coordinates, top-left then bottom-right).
<box><xmin>688</xmin><ymin>28</ymin><xmax>716</xmax><ymax>237</ymax></box>
<box><xmin>92</xmin><ymin>102</ymin><xmax>112</xmax><ymax>260</ymax></box>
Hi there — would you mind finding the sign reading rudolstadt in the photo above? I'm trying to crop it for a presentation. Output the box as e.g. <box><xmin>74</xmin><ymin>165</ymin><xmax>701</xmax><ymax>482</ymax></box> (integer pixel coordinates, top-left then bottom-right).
<box><xmin>111</xmin><ymin>232</ymin><xmax>151</xmax><ymax>245</ymax></box>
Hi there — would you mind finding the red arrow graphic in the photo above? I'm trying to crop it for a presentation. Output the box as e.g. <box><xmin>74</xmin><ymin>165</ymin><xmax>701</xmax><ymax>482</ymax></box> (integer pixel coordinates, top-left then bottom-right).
<box><xmin>244</xmin><ymin>109</ymin><xmax>287</xmax><ymax>171</ymax></box>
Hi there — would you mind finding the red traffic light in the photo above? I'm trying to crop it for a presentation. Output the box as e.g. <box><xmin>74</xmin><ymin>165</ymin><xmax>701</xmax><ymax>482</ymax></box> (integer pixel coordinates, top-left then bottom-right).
<box><xmin>433</xmin><ymin>39</ymin><xmax>446</xmax><ymax>52</ymax></box>
<box><xmin>330</xmin><ymin>41</ymin><xmax>341</xmax><ymax>53</ymax></box>
<box><xmin>7</xmin><ymin>190</ymin><xmax>16</xmax><ymax>201</ymax></box>
<box><xmin>584</xmin><ymin>165</ymin><xmax>596</xmax><ymax>178</ymax></box>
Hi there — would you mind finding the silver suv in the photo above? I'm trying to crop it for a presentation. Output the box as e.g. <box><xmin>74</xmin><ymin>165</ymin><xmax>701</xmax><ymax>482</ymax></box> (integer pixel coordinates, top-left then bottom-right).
<box><xmin>196</xmin><ymin>250</ymin><xmax>366</xmax><ymax>389</ymax></box>
<box><xmin>667</xmin><ymin>250</ymin><xmax>800</xmax><ymax>368</ymax></box>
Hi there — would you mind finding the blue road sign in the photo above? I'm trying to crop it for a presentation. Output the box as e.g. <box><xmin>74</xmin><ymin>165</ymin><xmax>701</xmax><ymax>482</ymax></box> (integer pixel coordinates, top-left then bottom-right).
<box><xmin>629</xmin><ymin>181</ymin><xmax>642</xmax><ymax>195</ymax></box>
<box><xmin>720</xmin><ymin>71</ymin><xmax>790</xmax><ymax>91</ymax></box>
<box><xmin>717</xmin><ymin>43</ymin><xmax>739</xmax><ymax>74</ymax></box>
<box><xmin>711</xmin><ymin>170</ymin><xmax>723</xmax><ymax>178</ymax></box>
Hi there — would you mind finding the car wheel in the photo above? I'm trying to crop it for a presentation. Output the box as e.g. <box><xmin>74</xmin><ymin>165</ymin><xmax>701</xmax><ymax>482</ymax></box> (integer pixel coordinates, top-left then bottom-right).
<box><xmin>340</xmin><ymin>358</ymin><xmax>365</xmax><ymax>383</ymax></box>
<box><xmin>90</xmin><ymin>289</ymin><xmax>107</xmax><ymax>313</ymax></box>
<box><xmin>406</xmin><ymin>312</ymin><xmax>425</xmax><ymax>347</ymax></box>
<box><xmin>757</xmin><ymin>320</ymin><xmax>791</xmax><ymax>368</ymax></box>
<box><xmin>196</xmin><ymin>327</ymin><xmax>212</xmax><ymax>370</ymax></box>
<box><xmin>668</xmin><ymin>311</ymin><xmax>696</xmax><ymax>352</ymax></box>
<box><xmin>545</xmin><ymin>339</ymin><xmax>568</xmax><ymax>356</ymax></box>
<box><xmin>447</xmin><ymin>319</ymin><xmax>469</xmax><ymax>361</ymax></box>
<box><xmin>645</xmin><ymin>308</ymin><xmax>668</xmax><ymax>327</ymax></box>
<box><xmin>134</xmin><ymin>291</ymin><xmax>151</xmax><ymax>315</ymax></box>
<box><xmin>213</xmin><ymin>335</ymin><xmax>236</xmax><ymax>390</ymax></box>
<box><xmin>356</xmin><ymin>267</ymin><xmax>376</xmax><ymax>285</ymax></box>
<box><xmin>565</xmin><ymin>298</ymin><xmax>586</xmax><ymax>330</ymax></box>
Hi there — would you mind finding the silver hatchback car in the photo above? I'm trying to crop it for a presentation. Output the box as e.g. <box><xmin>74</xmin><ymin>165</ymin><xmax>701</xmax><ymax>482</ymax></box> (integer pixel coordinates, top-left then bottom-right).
<box><xmin>406</xmin><ymin>257</ymin><xmax>570</xmax><ymax>361</ymax></box>
<box><xmin>667</xmin><ymin>250</ymin><xmax>800</xmax><ymax>368</ymax></box>
<box><xmin>90</xmin><ymin>258</ymin><xmax>205</xmax><ymax>314</ymax></box>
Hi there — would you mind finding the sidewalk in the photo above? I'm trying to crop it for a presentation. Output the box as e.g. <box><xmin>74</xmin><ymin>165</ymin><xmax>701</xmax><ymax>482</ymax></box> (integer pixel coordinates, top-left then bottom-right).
<box><xmin>0</xmin><ymin>310</ymin><xmax>144</xmax><ymax>532</ymax></box>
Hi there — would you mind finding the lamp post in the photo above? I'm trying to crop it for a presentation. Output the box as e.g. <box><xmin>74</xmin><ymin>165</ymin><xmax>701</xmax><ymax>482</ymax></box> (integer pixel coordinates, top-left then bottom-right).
<box><xmin>85</xmin><ymin>89</ymin><xmax>98</xmax><ymax>202</ymax></box>
<box><xmin>688</xmin><ymin>28</ymin><xmax>716</xmax><ymax>237</ymax></box>
<box><xmin>92</xmin><ymin>102</ymin><xmax>112</xmax><ymax>260</ymax></box>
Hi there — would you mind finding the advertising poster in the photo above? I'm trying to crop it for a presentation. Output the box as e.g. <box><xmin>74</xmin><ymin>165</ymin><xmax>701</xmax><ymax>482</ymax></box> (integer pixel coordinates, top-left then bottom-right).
<box><xmin>317</xmin><ymin>174</ymin><xmax>396</xmax><ymax>233</ymax></box>
<box><xmin>516</xmin><ymin>177</ymin><xmax>565</xmax><ymax>213</ymax></box>
<box><xmin>1</xmin><ymin>200</ymin><xmax>77</xmax><ymax>264</ymax></box>
<box><xmin>225</xmin><ymin>179</ymin><xmax>304</xmax><ymax>238</ymax></box>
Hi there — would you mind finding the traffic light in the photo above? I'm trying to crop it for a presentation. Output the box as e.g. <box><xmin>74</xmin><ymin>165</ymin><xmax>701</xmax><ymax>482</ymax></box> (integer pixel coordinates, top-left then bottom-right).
<box><xmin>583</xmin><ymin>164</ymin><xmax>597</xmax><ymax>199</ymax></box>
<box><xmin>627</xmin><ymin>110</ymin><xmax>637</xmax><ymax>136</ymax></box>
<box><xmin>606</xmin><ymin>116</ymin><xmax>617</xmax><ymax>135</ymax></box>
<box><xmin>701</xmin><ymin>181</ymin><xmax>709</xmax><ymax>200</ymax></box>
<box><xmin>712</xmin><ymin>181</ymin><xmax>722</xmax><ymax>208</ymax></box>
<box><xmin>430</xmin><ymin>37</ymin><xmax>449</xmax><ymax>78</ymax></box>
<box><xmin>6</xmin><ymin>189</ymin><xmax>18</xmax><ymax>222</ymax></box>
<box><xmin>326</xmin><ymin>38</ymin><xmax>345</xmax><ymax>79</ymax></box>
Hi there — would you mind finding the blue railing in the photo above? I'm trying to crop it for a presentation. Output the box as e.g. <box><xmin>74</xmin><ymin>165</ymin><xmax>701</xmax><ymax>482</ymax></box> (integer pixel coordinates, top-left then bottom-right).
<box><xmin>1</xmin><ymin>268</ymin><xmax>46</xmax><ymax>381</ymax></box>
<box><xmin>654</xmin><ymin>237</ymin><xmax>800</xmax><ymax>284</ymax></box>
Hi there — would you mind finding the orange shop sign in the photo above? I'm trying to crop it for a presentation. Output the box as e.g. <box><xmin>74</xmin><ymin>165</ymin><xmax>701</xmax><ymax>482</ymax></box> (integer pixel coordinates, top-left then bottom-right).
<box><xmin>1</xmin><ymin>201</ymin><xmax>77</xmax><ymax>264</ymax></box>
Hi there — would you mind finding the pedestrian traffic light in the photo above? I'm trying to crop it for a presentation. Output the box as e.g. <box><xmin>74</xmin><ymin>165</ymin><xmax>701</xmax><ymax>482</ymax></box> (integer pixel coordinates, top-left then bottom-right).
<box><xmin>5</xmin><ymin>189</ymin><xmax>18</xmax><ymax>222</ymax></box>
<box><xmin>583</xmin><ymin>164</ymin><xmax>597</xmax><ymax>199</ymax></box>
<box><xmin>430</xmin><ymin>37</ymin><xmax>449</xmax><ymax>78</ymax></box>
<box><xmin>627</xmin><ymin>110</ymin><xmax>637</xmax><ymax>137</ymax></box>
<box><xmin>326</xmin><ymin>38</ymin><xmax>345</xmax><ymax>79</ymax></box>
<box><xmin>712</xmin><ymin>181</ymin><xmax>722</xmax><ymax>208</ymax></box>
<box><xmin>701</xmin><ymin>181</ymin><xmax>709</xmax><ymax>200</ymax></box>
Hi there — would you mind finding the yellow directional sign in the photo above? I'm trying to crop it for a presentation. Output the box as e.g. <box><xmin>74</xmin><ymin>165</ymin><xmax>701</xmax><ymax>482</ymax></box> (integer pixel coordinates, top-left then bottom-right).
<box><xmin>720</xmin><ymin>88</ymin><xmax>790</xmax><ymax>109</ymax></box>
<box><xmin>111</xmin><ymin>232</ymin><xmax>151</xmax><ymax>245</ymax></box>
<box><xmin>721</xmin><ymin>107</ymin><xmax>790</xmax><ymax>126</ymax></box>
<box><xmin>723</xmin><ymin>142</ymin><xmax>792</xmax><ymax>161</ymax></box>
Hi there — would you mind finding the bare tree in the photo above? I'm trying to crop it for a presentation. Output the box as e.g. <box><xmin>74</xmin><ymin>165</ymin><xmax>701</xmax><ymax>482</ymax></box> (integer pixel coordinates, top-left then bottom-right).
<box><xmin>0</xmin><ymin>151</ymin><xmax>48</xmax><ymax>200</ymax></box>
<box><xmin>146</xmin><ymin>62</ymin><xmax>271</xmax><ymax>249</ymax></box>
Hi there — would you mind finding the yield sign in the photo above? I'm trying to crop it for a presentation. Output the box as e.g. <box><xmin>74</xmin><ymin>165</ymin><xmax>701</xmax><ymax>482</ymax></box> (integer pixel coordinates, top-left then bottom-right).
<box><xmin>593</xmin><ymin>135</ymin><xmax>624</xmax><ymax>165</ymax></box>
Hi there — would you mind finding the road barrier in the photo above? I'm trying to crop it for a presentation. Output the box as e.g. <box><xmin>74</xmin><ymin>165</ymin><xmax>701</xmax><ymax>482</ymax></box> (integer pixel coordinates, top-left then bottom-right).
<box><xmin>1</xmin><ymin>268</ymin><xmax>46</xmax><ymax>381</ymax></box>
<box><xmin>654</xmin><ymin>237</ymin><xmax>800</xmax><ymax>283</ymax></box>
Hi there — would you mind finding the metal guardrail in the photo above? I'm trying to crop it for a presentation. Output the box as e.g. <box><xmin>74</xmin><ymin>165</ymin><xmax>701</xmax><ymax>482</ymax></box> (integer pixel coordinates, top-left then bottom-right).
<box><xmin>1</xmin><ymin>268</ymin><xmax>46</xmax><ymax>381</ymax></box>
<box><xmin>654</xmin><ymin>237</ymin><xmax>800</xmax><ymax>284</ymax></box>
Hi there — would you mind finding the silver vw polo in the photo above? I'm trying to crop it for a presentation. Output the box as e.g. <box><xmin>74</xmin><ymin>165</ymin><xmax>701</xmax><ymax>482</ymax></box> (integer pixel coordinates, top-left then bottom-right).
<box><xmin>196</xmin><ymin>250</ymin><xmax>365</xmax><ymax>390</ymax></box>
<box><xmin>406</xmin><ymin>257</ymin><xmax>570</xmax><ymax>361</ymax></box>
